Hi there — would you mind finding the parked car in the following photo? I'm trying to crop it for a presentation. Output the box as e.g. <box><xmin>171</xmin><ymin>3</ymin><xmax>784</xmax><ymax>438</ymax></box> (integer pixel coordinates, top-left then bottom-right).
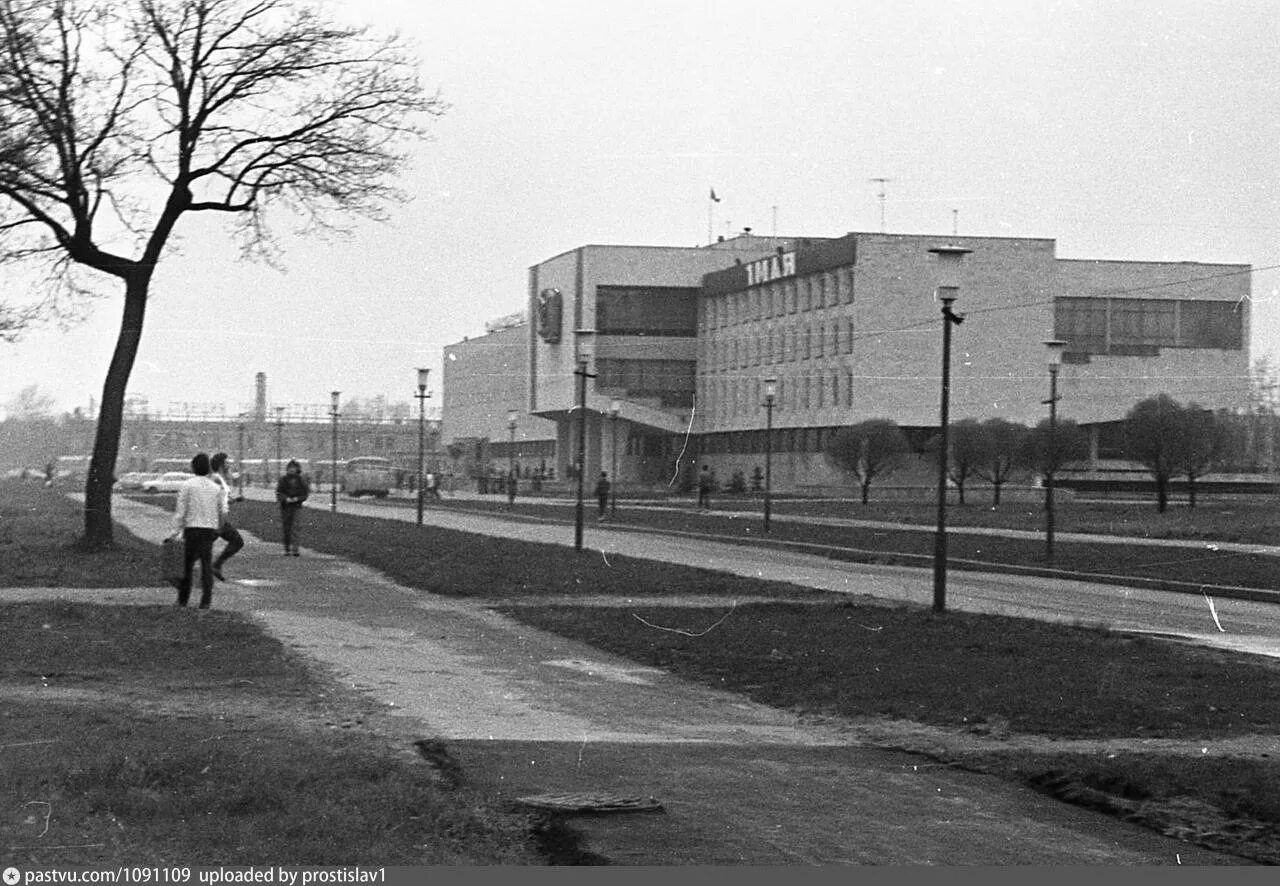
<box><xmin>142</xmin><ymin>471</ymin><xmax>192</xmax><ymax>494</ymax></box>
<box><xmin>115</xmin><ymin>471</ymin><xmax>162</xmax><ymax>491</ymax></box>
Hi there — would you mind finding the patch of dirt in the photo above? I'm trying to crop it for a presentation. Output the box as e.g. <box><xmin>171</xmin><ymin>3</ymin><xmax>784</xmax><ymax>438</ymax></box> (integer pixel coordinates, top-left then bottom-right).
<box><xmin>793</xmin><ymin>711</ymin><xmax>1280</xmax><ymax>865</ymax></box>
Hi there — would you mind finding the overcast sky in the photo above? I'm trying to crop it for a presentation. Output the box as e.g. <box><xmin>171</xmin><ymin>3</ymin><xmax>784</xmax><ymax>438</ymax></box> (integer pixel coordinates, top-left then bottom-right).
<box><xmin>3</xmin><ymin>0</ymin><xmax>1277</xmax><ymax>418</ymax></box>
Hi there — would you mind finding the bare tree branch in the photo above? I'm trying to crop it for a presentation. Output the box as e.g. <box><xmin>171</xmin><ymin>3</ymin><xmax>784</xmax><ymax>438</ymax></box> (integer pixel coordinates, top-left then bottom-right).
<box><xmin>0</xmin><ymin>0</ymin><xmax>444</xmax><ymax>546</ymax></box>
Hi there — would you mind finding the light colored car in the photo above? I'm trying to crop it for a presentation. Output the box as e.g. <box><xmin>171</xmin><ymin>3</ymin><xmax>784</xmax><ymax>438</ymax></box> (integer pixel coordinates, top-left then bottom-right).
<box><xmin>142</xmin><ymin>471</ymin><xmax>192</xmax><ymax>494</ymax></box>
<box><xmin>115</xmin><ymin>471</ymin><xmax>162</xmax><ymax>491</ymax></box>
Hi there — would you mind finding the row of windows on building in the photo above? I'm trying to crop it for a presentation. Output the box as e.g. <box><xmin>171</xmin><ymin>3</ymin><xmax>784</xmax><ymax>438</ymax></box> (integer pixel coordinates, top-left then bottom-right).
<box><xmin>701</xmin><ymin>268</ymin><xmax>856</xmax><ymax>329</ymax></box>
<box><xmin>1055</xmin><ymin>297</ymin><xmax>1243</xmax><ymax>356</ymax></box>
<box><xmin>596</xmin><ymin>358</ymin><xmax>697</xmax><ymax>408</ymax></box>
<box><xmin>698</xmin><ymin>424</ymin><xmax>931</xmax><ymax>456</ymax></box>
<box><xmin>698</xmin><ymin>371</ymin><xmax>865</xmax><ymax>423</ymax></box>
<box><xmin>596</xmin><ymin>286</ymin><xmax>700</xmax><ymax>336</ymax></box>
<box><xmin>701</xmin><ymin>315</ymin><xmax>859</xmax><ymax>371</ymax></box>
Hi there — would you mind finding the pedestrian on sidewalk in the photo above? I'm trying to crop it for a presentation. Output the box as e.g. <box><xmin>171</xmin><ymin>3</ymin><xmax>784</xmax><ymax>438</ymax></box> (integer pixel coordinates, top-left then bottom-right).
<box><xmin>275</xmin><ymin>458</ymin><xmax>310</xmax><ymax>556</ymax></box>
<box><xmin>697</xmin><ymin>464</ymin><xmax>713</xmax><ymax>510</ymax></box>
<box><xmin>172</xmin><ymin>451</ymin><xmax>226</xmax><ymax>609</ymax></box>
<box><xmin>209</xmin><ymin>452</ymin><xmax>244</xmax><ymax>581</ymax></box>
<box><xmin>595</xmin><ymin>471</ymin><xmax>611</xmax><ymax>520</ymax></box>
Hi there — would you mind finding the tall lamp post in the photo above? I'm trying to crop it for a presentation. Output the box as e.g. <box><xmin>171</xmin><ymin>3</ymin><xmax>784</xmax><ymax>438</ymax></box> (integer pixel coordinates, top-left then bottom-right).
<box><xmin>1043</xmin><ymin>340</ymin><xmax>1067</xmax><ymax>562</ymax></box>
<box><xmin>573</xmin><ymin>329</ymin><xmax>596</xmax><ymax>551</ymax></box>
<box><xmin>274</xmin><ymin>406</ymin><xmax>284</xmax><ymax>475</ymax></box>
<box><xmin>416</xmin><ymin>368</ymin><xmax>431</xmax><ymax>525</ymax></box>
<box><xmin>329</xmin><ymin>391</ymin><xmax>340</xmax><ymax>512</ymax></box>
<box><xmin>507</xmin><ymin>408</ymin><xmax>518</xmax><ymax>504</ymax></box>
<box><xmin>763</xmin><ymin>376</ymin><xmax>777</xmax><ymax>532</ymax></box>
<box><xmin>928</xmin><ymin>245</ymin><xmax>971</xmax><ymax>614</ymax></box>
<box><xmin>608</xmin><ymin>400</ymin><xmax>621</xmax><ymax>516</ymax></box>
<box><xmin>236</xmin><ymin>419</ymin><xmax>246</xmax><ymax>499</ymax></box>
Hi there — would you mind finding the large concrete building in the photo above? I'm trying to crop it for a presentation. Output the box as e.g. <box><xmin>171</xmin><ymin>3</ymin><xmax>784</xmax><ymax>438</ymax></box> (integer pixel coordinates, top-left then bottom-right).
<box><xmin>441</xmin><ymin>317</ymin><xmax>557</xmax><ymax>481</ymax></box>
<box><xmin>440</xmin><ymin>230</ymin><xmax>1250</xmax><ymax>492</ymax></box>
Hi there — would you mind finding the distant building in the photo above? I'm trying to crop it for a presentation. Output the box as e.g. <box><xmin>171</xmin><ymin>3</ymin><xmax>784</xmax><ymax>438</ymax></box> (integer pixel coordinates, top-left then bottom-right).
<box><xmin>526</xmin><ymin>235</ymin><xmax>799</xmax><ymax>487</ymax></box>
<box><xmin>441</xmin><ymin>319</ymin><xmax>557</xmax><ymax>482</ymax></box>
<box><xmin>502</xmin><ymin>230</ymin><xmax>1250</xmax><ymax>491</ymax></box>
<box><xmin>33</xmin><ymin>374</ymin><xmax>438</xmax><ymax>485</ymax></box>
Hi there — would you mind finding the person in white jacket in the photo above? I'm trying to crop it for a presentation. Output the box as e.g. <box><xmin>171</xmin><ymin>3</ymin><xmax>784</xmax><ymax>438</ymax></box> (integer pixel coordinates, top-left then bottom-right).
<box><xmin>209</xmin><ymin>452</ymin><xmax>244</xmax><ymax>581</ymax></box>
<box><xmin>173</xmin><ymin>452</ymin><xmax>226</xmax><ymax>609</ymax></box>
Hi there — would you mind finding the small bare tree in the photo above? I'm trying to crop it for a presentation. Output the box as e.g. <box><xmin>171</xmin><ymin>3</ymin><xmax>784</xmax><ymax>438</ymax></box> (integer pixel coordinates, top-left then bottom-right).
<box><xmin>973</xmin><ymin>418</ymin><xmax>1029</xmax><ymax>507</ymax></box>
<box><xmin>1171</xmin><ymin>405</ymin><xmax>1227</xmax><ymax>508</ymax></box>
<box><xmin>1021</xmin><ymin>416</ymin><xmax>1088</xmax><ymax>508</ymax></box>
<box><xmin>824</xmin><ymin>419</ymin><xmax>911</xmax><ymax>504</ymax></box>
<box><xmin>1123</xmin><ymin>394</ymin><xmax>1186</xmax><ymax>512</ymax></box>
<box><xmin>946</xmin><ymin>418</ymin><xmax>985</xmax><ymax>505</ymax></box>
<box><xmin>0</xmin><ymin>0</ymin><xmax>445</xmax><ymax>546</ymax></box>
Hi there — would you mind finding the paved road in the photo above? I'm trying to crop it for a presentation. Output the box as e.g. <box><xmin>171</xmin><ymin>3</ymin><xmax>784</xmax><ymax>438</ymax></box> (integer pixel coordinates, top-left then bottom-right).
<box><xmin>38</xmin><ymin>494</ymin><xmax>1257</xmax><ymax>865</ymax></box>
<box><xmin>244</xmin><ymin>488</ymin><xmax>1280</xmax><ymax>660</ymax></box>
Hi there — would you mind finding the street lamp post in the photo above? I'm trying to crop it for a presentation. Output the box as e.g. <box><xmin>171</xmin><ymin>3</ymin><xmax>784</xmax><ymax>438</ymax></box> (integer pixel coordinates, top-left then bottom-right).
<box><xmin>274</xmin><ymin>406</ymin><xmax>284</xmax><ymax>476</ymax></box>
<box><xmin>329</xmin><ymin>392</ymin><xmax>340</xmax><ymax>512</ymax></box>
<box><xmin>763</xmin><ymin>376</ymin><xmax>777</xmax><ymax>532</ymax></box>
<box><xmin>1043</xmin><ymin>340</ymin><xmax>1067</xmax><ymax>562</ymax></box>
<box><xmin>608</xmin><ymin>400</ymin><xmax>620</xmax><ymax>516</ymax></box>
<box><xmin>416</xmin><ymin>369</ymin><xmax>431</xmax><ymax>525</ymax></box>
<box><xmin>928</xmin><ymin>245</ymin><xmax>971</xmax><ymax>614</ymax></box>
<box><xmin>573</xmin><ymin>329</ymin><xmax>596</xmax><ymax>551</ymax></box>
<box><xmin>236</xmin><ymin>421</ymin><xmax>246</xmax><ymax>499</ymax></box>
<box><xmin>507</xmin><ymin>408</ymin><xmax>518</xmax><ymax>507</ymax></box>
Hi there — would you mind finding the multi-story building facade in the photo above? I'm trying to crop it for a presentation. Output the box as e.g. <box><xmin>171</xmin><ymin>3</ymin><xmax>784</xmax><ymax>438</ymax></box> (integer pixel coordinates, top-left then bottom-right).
<box><xmin>441</xmin><ymin>318</ymin><xmax>558</xmax><ymax>482</ymax></box>
<box><xmin>508</xmin><ymin>230</ymin><xmax>1250</xmax><ymax>491</ymax></box>
<box><xmin>525</xmin><ymin>236</ymin><xmax>799</xmax><ymax>487</ymax></box>
<box><xmin>697</xmin><ymin>232</ymin><xmax>1250</xmax><ymax>486</ymax></box>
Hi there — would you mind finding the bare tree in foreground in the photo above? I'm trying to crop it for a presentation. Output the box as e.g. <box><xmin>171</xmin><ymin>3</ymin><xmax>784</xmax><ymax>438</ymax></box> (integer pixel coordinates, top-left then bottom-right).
<box><xmin>0</xmin><ymin>0</ymin><xmax>445</xmax><ymax>546</ymax></box>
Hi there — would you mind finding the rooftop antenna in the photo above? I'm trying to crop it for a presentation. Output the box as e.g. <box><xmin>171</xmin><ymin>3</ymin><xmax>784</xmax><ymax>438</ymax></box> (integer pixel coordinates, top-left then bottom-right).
<box><xmin>870</xmin><ymin>177</ymin><xmax>890</xmax><ymax>232</ymax></box>
<box><xmin>771</xmin><ymin>204</ymin><xmax>778</xmax><ymax>238</ymax></box>
<box><xmin>952</xmin><ymin>208</ymin><xmax>958</xmax><ymax>236</ymax></box>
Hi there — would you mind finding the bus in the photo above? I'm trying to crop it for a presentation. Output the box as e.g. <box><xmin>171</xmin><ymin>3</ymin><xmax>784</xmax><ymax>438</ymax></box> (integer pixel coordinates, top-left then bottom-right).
<box><xmin>342</xmin><ymin>456</ymin><xmax>393</xmax><ymax>498</ymax></box>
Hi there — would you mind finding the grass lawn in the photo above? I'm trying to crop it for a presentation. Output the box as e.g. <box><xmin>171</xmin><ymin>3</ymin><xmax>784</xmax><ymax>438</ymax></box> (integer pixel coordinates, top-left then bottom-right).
<box><xmin>5</xmin><ymin>480</ymin><xmax>1280</xmax><ymax>863</ymax></box>
<box><xmin>226</xmin><ymin>493</ymin><xmax>1280</xmax><ymax>864</ymax></box>
<box><xmin>0</xmin><ymin>482</ymin><xmax>543</xmax><ymax>865</ymax></box>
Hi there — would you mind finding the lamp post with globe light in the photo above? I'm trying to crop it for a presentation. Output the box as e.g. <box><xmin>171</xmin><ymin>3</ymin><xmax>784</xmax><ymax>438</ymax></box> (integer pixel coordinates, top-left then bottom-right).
<box><xmin>928</xmin><ymin>245</ymin><xmax>970</xmax><ymax>614</ymax></box>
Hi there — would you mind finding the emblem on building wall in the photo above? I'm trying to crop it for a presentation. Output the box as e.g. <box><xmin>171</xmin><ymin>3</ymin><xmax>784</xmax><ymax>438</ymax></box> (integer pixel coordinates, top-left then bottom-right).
<box><xmin>536</xmin><ymin>288</ymin><xmax>563</xmax><ymax>343</ymax></box>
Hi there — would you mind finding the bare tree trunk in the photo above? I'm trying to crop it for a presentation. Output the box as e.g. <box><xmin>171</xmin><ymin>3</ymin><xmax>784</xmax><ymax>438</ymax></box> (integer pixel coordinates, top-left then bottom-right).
<box><xmin>83</xmin><ymin>274</ymin><xmax>149</xmax><ymax>548</ymax></box>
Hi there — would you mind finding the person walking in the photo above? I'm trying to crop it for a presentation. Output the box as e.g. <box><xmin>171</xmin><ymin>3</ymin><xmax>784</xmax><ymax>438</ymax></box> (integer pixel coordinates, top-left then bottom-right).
<box><xmin>172</xmin><ymin>452</ymin><xmax>226</xmax><ymax>609</ymax></box>
<box><xmin>697</xmin><ymin>464</ymin><xmax>713</xmax><ymax>510</ymax></box>
<box><xmin>595</xmin><ymin>471</ymin><xmax>611</xmax><ymax>520</ymax></box>
<box><xmin>275</xmin><ymin>459</ymin><xmax>310</xmax><ymax>556</ymax></box>
<box><xmin>209</xmin><ymin>452</ymin><xmax>244</xmax><ymax>582</ymax></box>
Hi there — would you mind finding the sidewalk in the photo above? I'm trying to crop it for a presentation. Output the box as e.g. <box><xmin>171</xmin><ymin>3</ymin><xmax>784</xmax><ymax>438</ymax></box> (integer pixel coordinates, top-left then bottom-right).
<box><xmin>47</xmin><ymin>495</ymin><xmax>1245</xmax><ymax>865</ymax></box>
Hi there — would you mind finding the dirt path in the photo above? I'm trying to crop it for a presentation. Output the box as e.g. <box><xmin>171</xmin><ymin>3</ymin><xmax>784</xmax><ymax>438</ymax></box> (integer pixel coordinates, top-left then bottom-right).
<box><xmin>15</xmin><ymin>496</ymin><xmax>1255</xmax><ymax>865</ymax></box>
